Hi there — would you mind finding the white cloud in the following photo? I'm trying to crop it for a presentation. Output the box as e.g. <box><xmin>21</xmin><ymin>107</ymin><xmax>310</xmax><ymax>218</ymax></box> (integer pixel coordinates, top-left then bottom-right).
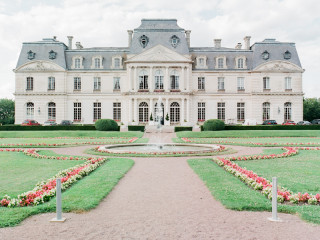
<box><xmin>0</xmin><ymin>0</ymin><xmax>319</xmax><ymax>99</ymax></box>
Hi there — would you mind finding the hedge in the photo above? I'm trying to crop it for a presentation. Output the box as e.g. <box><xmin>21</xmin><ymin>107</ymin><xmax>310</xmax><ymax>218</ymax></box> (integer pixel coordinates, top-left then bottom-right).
<box><xmin>95</xmin><ymin>119</ymin><xmax>119</xmax><ymax>131</ymax></box>
<box><xmin>0</xmin><ymin>125</ymin><xmax>120</xmax><ymax>131</ymax></box>
<box><xmin>128</xmin><ymin>125</ymin><xmax>145</xmax><ymax>132</ymax></box>
<box><xmin>203</xmin><ymin>119</ymin><xmax>225</xmax><ymax>131</ymax></box>
<box><xmin>174</xmin><ymin>126</ymin><xmax>193</xmax><ymax>132</ymax></box>
<box><xmin>225</xmin><ymin>125</ymin><xmax>320</xmax><ymax>130</ymax></box>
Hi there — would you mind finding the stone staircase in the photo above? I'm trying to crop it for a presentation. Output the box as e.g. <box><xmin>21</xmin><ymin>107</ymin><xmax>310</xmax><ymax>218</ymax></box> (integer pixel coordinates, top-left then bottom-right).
<box><xmin>145</xmin><ymin>125</ymin><xmax>175</xmax><ymax>133</ymax></box>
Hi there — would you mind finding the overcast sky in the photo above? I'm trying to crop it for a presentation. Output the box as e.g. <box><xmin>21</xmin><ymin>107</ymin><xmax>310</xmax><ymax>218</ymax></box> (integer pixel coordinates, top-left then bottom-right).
<box><xmin>0</xmin><ymin>0</ymin><xmax>319</xmax><ymax>99</ymax></box>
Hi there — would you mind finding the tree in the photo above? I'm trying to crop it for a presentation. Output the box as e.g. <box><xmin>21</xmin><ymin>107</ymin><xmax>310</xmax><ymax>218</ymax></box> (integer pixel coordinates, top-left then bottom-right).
<box><xmin>303</xmin><ymin>98</ymin><xmax>320</xmax><ymax>121</ymax></box>
<box><xmin>0</xmin><ymin>99</ymin><xmax>14</xmax><ymax>125</ymax></box>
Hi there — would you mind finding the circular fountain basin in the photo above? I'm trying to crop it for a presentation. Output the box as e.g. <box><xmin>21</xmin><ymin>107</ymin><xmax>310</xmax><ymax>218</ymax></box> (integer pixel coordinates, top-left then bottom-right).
<box><xmin>97</xmin><ymin>143</ymin><xmax>222</xmax><ymax>155</ymax></box>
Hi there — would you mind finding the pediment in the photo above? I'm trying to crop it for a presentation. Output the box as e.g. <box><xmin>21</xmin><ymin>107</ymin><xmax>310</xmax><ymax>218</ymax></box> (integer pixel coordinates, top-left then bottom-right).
<box><xmin>15</xmin><ymin>61</ymin><xmax>65</xmax><ymax>72</ymax></box>
<box><xmin>126</xmin><ymin>45</ymin><xmax>192</xmax><ymax>63</ymax></box>
<box><xmin>253</xmin><ymin>61</ymin><xmax>303</xmax><ymax>73</ymax></box>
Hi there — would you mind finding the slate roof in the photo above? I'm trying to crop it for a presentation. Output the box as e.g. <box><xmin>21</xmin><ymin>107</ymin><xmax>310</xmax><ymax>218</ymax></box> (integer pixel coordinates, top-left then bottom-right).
<box><xmin>15</xmin><ymin>19</ymin><xmax>302</xmax><ymax>71</ymax></box>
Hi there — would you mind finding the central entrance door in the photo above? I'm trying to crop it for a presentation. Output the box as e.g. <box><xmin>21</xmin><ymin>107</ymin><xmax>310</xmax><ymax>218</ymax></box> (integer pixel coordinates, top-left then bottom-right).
<box><xmin>154</xmin><ymin>102</ymin><xmax>164</xmax><ymax>125</ymax></box>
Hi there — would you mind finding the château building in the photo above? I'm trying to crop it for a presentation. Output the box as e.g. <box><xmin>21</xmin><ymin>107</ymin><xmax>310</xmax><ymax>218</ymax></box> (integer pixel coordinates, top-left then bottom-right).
<box><xmin>14</xmin><ymin>19</ymin><xmax>304</xmax><ymax>125</ymax></box>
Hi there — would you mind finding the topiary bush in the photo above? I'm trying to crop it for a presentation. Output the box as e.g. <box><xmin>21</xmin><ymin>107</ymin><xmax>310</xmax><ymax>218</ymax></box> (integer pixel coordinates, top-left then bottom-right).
<box><xmin>203</xmin><ymin>119</ymin><xmax>225</xmax><ymax>131</ymax></box>
<box><xmin>95</xmin><ymin>119</ymin><xmax>119</xmax><ymax>131</ymax></box>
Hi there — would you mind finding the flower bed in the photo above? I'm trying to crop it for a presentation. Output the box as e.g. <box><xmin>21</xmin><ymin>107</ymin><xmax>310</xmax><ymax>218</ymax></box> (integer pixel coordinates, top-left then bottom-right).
<box><xmin>213</xmin><ymin>147</ymin><xmax>320</xmax><ymax>205</ymax></box>
<box><xmin>181</xmin><ymin>137</ymin><xmax>320</xmax><ymax>147</ymax></box>
<box><xmin>0</xmin><ymin>149</ymin><xmax>108</xmax><ymax>208</ymax></box>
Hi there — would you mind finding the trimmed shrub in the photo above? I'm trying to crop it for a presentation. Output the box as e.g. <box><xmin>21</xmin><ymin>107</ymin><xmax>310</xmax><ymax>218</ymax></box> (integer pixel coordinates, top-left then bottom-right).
<box><xmin>225</xmin><ymin>125</ymin><xmax>320</xmax><ymax>130</ymax></box>
<box><xmin>0</xmin><ymin>125</ymin><xmax>96</xmax><ymax>131</ymax></box>
<box><xmin>95</xmin><ymin>119</ymin><xmax>119</xmax><ymax>131</ymax></box>
<box><xmin>174</xmin><ymin>126</ymin><xmax>193</xmax><ymax>132</ymax></box>
<box><xmin>203</xmin><ymin>119</ymin><xmax>225</xmax><ymax>131</ymax></box>
<box><xmin>128</xmin><ymin>125</ymin><xmax>145</xmax><ymax>132</ymax></box>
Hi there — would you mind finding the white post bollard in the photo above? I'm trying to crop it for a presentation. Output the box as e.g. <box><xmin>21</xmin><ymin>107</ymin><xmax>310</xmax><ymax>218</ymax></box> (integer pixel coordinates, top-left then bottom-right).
<box><xmin>50</xmin><ymin>178</ymin><xmax>66</xmax><ymax>222</ymax></box>
<box><xmin>268</xmin><ymin>177</ymin><xmax>281</xmax><ymax>222</ymax></box>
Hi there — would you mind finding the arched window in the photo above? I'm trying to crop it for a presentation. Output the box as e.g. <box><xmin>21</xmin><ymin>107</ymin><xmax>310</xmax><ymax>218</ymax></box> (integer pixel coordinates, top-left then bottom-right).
<box><xmin>284</xmin><ymin>102</ymin><xmax>292</xmax><ymax>121</ymax></box>
<box><xmin>154</xmin><ymin>70</ymin><xmax>164</xmax><ymax>90</ymax></box>
<box><xmin>262</xmin><ymin>102</ymin><xmax>270</xmax><ymax>121</ymax></box>
<box><xmin>48</xmin><ymin>102</ymin><xmax>56</xmax><ymax>120</ymax></box>
<box><xmin>75</xmin><ymin>58</ymin><xmax>81</xmax><ymax>69</ymax></box>
<box><xmin>114</xmin><ymin>58</ymin><xmax>120</xmax><ymax>68</ymax></box>
<box><xmin>237</xmin><ymin>58</ymin><xmax>244</xmax><ymax>69</ymax></box>
<box><xmin>154</xmin><ymin>102</ymin><xmax>164</xmax><ymax>122</ymax></box>
<box><xmin>94</xmin><ymin>58</ymin><xmax>101</xmax><ymax>68</ymax></box>
<box><xmin>139</xmin><ymin>70</ymin><xmax>148</xmax><ymax>90</ymax></box>
<box><xmin>218</xmin><ymin>58</ymin><xmax>224</xmax><ymax>68</ymax></box>
<box><xmin>170</xmin><ymin>102</ymin><xmax>180</xmax><ymax>123</ymax></box>
<box><xmin>170</xmin><ymin>70</ymin><xmax>179</xmax><ymax>90</ymax></box>
<box><xmin>139</xmin><ymin>102</ymin><xmax>149</xmax><ymax>122</ymax></box>
<box><xmin>26</xmin><ymin>102</ymin><xmax>34</xmax><ymax>119</ymax></box>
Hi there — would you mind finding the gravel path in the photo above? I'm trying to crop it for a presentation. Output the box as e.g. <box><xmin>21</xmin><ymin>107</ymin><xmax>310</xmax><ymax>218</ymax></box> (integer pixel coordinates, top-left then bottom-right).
<box><xmin>1</xmin><ymin>134</ymin><xmax>320</xmax><ymax>239</ymax></box>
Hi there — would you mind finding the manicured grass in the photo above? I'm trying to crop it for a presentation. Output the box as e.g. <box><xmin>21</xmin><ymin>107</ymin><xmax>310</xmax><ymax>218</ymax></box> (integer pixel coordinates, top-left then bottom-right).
<box><xmin>0</xmin><ymin>152</ymin><xmax>85</xmax><ymax>198</ymax></box>
<box><xmin>237</xmin><ymin>150</ymin><xmax>320</xmax><ymax>194</ymax></box>
<box><xmin>0</xmin><ymin>158</ymin><xmax>134</xmax><ymax>228</ymax></box>
<box><xmin>188</xmin><ymin>158</ymin><xmax>320</xmax><ymax>224</ymax></box>
<box><xmin>0</xmin><ymin>131</ymin><xmax>143</xmax><ymax>138</ymax></box>
<box><xmin>177</xmin><ymin>130</ymin><xmax>320</xmax><ymax>138</ymax></box>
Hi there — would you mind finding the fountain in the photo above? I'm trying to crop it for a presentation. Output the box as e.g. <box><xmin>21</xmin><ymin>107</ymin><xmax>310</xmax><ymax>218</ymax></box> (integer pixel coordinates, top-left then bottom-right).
<box><xmin>96</xmin><ymin>97</ymin><xmax>222</xmax><ymax>156</ymax></box>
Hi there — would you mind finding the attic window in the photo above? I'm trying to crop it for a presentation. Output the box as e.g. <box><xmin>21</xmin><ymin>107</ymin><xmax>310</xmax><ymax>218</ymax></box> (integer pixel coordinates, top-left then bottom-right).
<box><xmin>284</xmin><ymin>51</ymin><xmax>291</xmax><ymax>60</ymax></box>
<box><xmin>170</xmin><ymin>35</ymin><xmax>180</xmax><ymax>48</ymax></box>
<box><xmin>262</xmin><ymin>51</ymin><xmax>270</xmax><ymax>60</ymax></box>
<box><xmin>49</xmin><ymin>50</ymin><xmax>57</xmax><ymax>59</ymax></box>
<box><xmin>139</xmin><ymin>35</ymin><xmax>149</xmax><ymax>48</ymax></box>
<box><xmin>27</xmin><ymin>50</ymin><xmax>35</xmax><ymax>60</ymax></box>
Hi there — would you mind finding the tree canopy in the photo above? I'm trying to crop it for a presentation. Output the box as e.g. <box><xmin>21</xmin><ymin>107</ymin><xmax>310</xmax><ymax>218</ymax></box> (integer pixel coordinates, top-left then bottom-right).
<box><xmin>0</xmin><ymin>99</ymin><xmax>15</xmax><ymax>125</ymax></box>
<box><xmin>303</xmin><ymin>98</ymin><xmax>320</xmax><ymax>121</ymax></box>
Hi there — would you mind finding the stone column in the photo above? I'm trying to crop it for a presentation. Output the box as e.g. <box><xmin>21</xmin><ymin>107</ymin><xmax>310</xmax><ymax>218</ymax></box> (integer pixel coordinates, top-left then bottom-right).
<box><xmin>186</xmin><ymin>66</ymin><xmax>190</xmax><ymax>91</ymax></box>
<box><xmin>181</xmin><ymin>98</ymin><xmax>185</xmax><ymax>124</ymax></box>
<box><xmin>149</xmin><ymin>98</ymin><xmax>153</xmax><ymax>120</ymax></box>
<box><xmin>165</xmin><ymin>67</ymin><xmax>169</xmax><ymax>92</ymax></box>
<box><xmin>181</xmin><ymin>66</ymin><xmax>184</xmax><ymax>91</ymax></box>
<box><xmin>149</xmin><ymin>66</ymin><xmax>153</xmax><ymax>92</ymax></box>
<box><xmin>165</xmin><ymin>98</ymin><xmax>169</xmax><ymax>119</ymax></box>
<box><xmin>128</xmin><ymin>98</ymin><xmax>132</xmax><ymax>123</ymax></box>
<box><xmin>128</xmin><ymin>66</ymin><xmax>132</xmax><ymax>91</ymax></box>
<box><xmin>133</xmin><ymin>67</ymin><xmax>137</xmax><ymax>91</ymax></box>
<box><xmin>187</xmin><ymin>98</ymin><xmax>190</xmax><ymax>122</ymax></box>
<box><xmin>134</xmin><ymin>98</ymin><xmax>138</xmax><ymax>123</ymax></box>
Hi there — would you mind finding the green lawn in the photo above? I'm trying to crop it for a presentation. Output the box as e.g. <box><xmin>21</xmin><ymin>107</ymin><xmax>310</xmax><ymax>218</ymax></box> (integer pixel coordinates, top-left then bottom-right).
<box><xmin>0</xmin><ymin>151</ymin><xmax>85</xmax><ymax>198</ymax></box>
<box><xmin>177</xmin><ymin>130</ymin><xmax>320</xmax><ymax>138</ymax></box>
<box><xmin>237</xmin><ymin>150</ymin><xmax>320</xmax><ymax>194</ymax></box>
<box><xmin>0</xmin><ymin>158</ymin><xmax>134</xmax><ymax>228</ymax></box>
<box><xmin>188</xmin><ymin>158</ymin><xmax>320</xmax><ymax>224</ymax></box>
<box><xmin>0</xmin><ymin>131</ymin><xmax>143</xmax><ymax>138</ymax></box>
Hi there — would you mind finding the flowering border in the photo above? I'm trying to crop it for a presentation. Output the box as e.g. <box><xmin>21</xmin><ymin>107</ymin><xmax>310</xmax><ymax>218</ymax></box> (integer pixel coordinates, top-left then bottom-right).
<box><xmin>0</xmin><ymin>137</ymin><xmax>138</xmax><ymax>148</ymax></box>
<box><xmin>213</xmin><ymin>147</ymin><xmax>320</xmax><ymax>205</ymax></box>
<box><xmin>0</xmin><ymin>149</ymin><xmax>108</xmax><ymax>208</ymax></box>
<box><xmin>181</xmin><ymin>137</ymin><xmax>320</xmax><ymax>147</ymax></box>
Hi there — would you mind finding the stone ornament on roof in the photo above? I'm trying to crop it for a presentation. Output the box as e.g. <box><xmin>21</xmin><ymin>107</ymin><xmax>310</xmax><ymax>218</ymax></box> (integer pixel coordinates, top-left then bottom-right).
<box><xmin>284</xmin><ymin>50</ymin><xmax>291</xmax><ymax>60</ymax></box>
<box><xmin>139</xmin><ymin>35</ymin><xmax>149</xmax><ymax>48</ymax></box>
<box><xmin>27</xmin><ymin>50</ymin><xmax>35</xmax><ymax>60</ymax></box>
<box><xmin>170</xmin><ymin>35</ymin><xmax>180</xmax><ymax>48</ymax></box>
<box><xmin>261</xmin><ymin>50</ymin><xmax>270</xmax><ymax>60</ymax></box>
<box><xmin>49</xmin><ymin>50</ymin><xmax>57</xmax><ymax>59</ymax></box>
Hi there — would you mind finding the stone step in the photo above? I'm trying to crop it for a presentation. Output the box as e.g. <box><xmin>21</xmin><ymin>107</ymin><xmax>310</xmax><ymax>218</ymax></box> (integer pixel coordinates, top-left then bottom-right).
<box><xmin>145</xmin><ymin>125</ymin><xmax>175</xmax><ymax>133</ymax></box>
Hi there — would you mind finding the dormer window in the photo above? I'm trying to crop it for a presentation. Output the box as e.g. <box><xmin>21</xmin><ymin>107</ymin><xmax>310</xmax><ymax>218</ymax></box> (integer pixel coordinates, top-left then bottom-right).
<box><xmin>235</xmin><ymin>56</ymin><xmax>247</xmax><ymax>69</ymax></box>
<box><xmin>262</xmin><ymin>51</ymin><xmax>270</xmax><ymax>60</ymax></box>
<box><xmin>72</xmin><ymin>56</ymin><xmax>84</xmax><ymax>69</ymax></box>
<box><xmin>170</xmin><ymin>35</ymin><xmax>180</xmax><ymax>48</ymax></box>
<box><xmin>139</xmin><ymin>35</ymin><xmax>149</xmax><ymax>48</ymax></box>
<box><xmin>284</xmin><ymin>50</ymin><xmax>291</xmax><ymax>60</ymax></box>
<box><xmin>215</xmin><ymin>56</ymin><xmax>227</xmax><ymax>69</ymax></box>
<box><xmin>91</xmin><ymin>56</ymin><xmax>103</xmax><ymax>69</ymax></box>
<box><xmin>111</xmin><ymin>56</ymin><xmax>123</xmax><ymax>69</ymax></box>
<box><xmin>49</xmin><ymin>50</ymin><xmax>57</xmax><ymax>59</ymax></box>
<box><xmin>195</xmin><ymin>56</ymin><xmax>207</xmax><ymax>69</ymax></box>
<box><xmin>27</xmin><ymin>50</ymin><xmax>35</xmax><ymax>60</ymax></box>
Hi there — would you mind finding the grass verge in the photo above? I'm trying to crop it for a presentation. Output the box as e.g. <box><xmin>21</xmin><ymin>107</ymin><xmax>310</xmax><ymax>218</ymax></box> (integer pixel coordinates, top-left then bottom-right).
<box><xmin>0</xmin><ymin>158</ymin><xmax>134</xmax><ymax>228</ymax></box>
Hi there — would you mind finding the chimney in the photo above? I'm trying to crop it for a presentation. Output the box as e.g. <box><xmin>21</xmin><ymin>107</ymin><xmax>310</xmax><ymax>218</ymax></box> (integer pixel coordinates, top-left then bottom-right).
<box><xmin>127</xmin><ymin>30</ymin><xmax>133</xmax><ymax>47</ymax></box>
<box><xmin>67</xmin><ymin>36</ymin><xmax>73</xmax><ymax>49</ymax></box>
<box><xmin>53</xmin><ymin>36</ymin><xmax>57</xmax><ymax>41</ymax></box>
<box><xmin>75</xmin><ymin>42</ymin><xmax>83</xmax><ymax>49</ymax></box>
<box><xmin>244</xmin><ymin>36</ymin><xmax>251</xmax><ymax>50</ymax></box>
<box><xmin>214</xmin><ymin>39</ymin><xmax>221</xmax><ymax>48</ymax></box>
<box><xmin>185</xmin><ymin>30</ymin><xmax>191</xmax><ymax>48</ymax></box>
<box><xmin>235</xmin><ymin>43</ymin><xmax>242</xmax><ymax>49</ymax></box>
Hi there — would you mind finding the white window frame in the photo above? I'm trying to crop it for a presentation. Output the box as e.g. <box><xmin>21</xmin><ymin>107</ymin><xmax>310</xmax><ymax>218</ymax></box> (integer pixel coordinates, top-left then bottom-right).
<box><xmin>113</xmin><ymin>77</ymin><xmax>121</xmax><ymax>90</ymax></box>
<box><xmin>154</xmin><ymin>70</ymin><xmax>164</xmax><ymax>90</ymax></box>
<box><xmin>94</xmin><ymin>77</ymin><xmax>101</xmax><ymax>91</ymax></box>
<box><xmin>73</xmin><ymin>102</ymin><xmax>81</xmax><ymax>121</ymax></box>
<box><xmin>197</xmin><ymin>102</ymin><xmax>205</xmax><ymax>122</ymax></box>
<box><xmin>237</xmin><ymin>102</ymin><xmax>245</xmax><ymax>121</ymax></box>
<box><xmin>26</xmin><ymin>102</ymin><xmax>34</xmax><ymax>119</ymax></box>
<box><xmin>237</xmin><ymin>77</ymin><xmax>245</xmax><ymax>90</ymax></box>
<box><xmin>48</xmin><ymin>102</ymin><xmax>56</xmax><ymax>120</ymax></box>
<box><xmin>71</xmin><ymin>56</ymin><xmax>84</xmax><ymax>69</ymax></box>
<box><xmin>284</xmin><ymin>102</ymin><xmax>292</xmax><ymax>121</ymax></box>
<box><xmin>195</xmin><ymin>55</ymin><xmax>208</xmax><ymax>69</ymax></box>
<box><xmin>235</xmin><ymin>56</ymin><xmax>247</xmax><ymax>69</ymax></box>
<box><xmin>26</xmin><ymin>77</ymin><xmax>33</xmax><ymax>90</ymax></box>
<box><xmin>74</xmin><ymin>77</ymin><xmax>81</xmax><ymax>90</ymax></box>
<box><xmin>113</xmin><ymin>102</ymin><xmax>121</xmax><ymax>121</ymax></box>
<box><xmin>263</xmin><ymin>102</ymin><xmax>270</xmax><ymax>121</ymax></box>
<box><xmin>198</xmin><ymin>77</ymin><xmax>205</xmax><ymax>90</ymax></box>
<box><xmin>218</xmin><ymin>77</ymin><xmax>225</xmax><ymax>90</ymax></box>
<box><xmin>263</xmin><ymin>77</ymin><xmax>270</xmax><ymax>90</ymax></box>
<box><xmin>139</xmin><ymin>70</ymin><xmax>148</xmax><ymax>90</ymax></box>
<box><xmin>91</xmin><ymin>56</ymin><xmax>103</xmax><ymax>69</ymax></box>
<box><xmin>285</xmin><ymin>77</ymin><xmax>292</xmax><ymax>90</ymax></box>
<box><xmin>170</xmin><ymin>70</ymin><xmax>179</xmax><ymax>90</ymax></box>
<box><xmin>215</xmin><ymin>56</ymin><xmax>227</xmax><ymax>69</ymax></box>
<box><xmin>170</xmin><ymin>102</ymin><xmax>180</xmax><ymax>123</ymax></box>
<box><xmin>111</xmin><ymin>55</ymin><xmax>123</xmax><ymax>69</ymax></box>
<box><xmin>139</xmin><ymin>102</ymin><xmax>148</xmax><ymax>123</ymax></box>
<box><xmin>48</xmin><ymin>77</ymin><xmax>55</xmax><ymax>90</ymax></box>
<box><xmin>93</xmin><ymin>102</ymin><xmax>101</xmax><ymax>121</ymax></box>
<box><xmin>217</xmin><ymin>102</ymin><xmax>225</xmax><ymax>121</ymax></box>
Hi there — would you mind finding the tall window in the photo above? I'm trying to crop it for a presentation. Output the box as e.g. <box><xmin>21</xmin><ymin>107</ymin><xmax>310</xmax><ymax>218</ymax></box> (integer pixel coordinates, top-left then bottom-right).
<box><xmin>154</xmin><ymin>70</ymin><xmax>164</xmax><ymax>90</ymax></box>
<box><xmin>114</xmin><ymin>58</ymin><xmax>120</xmax><ymax>68</ymax></box>
<box><xmin>48</xmin><ymin>77</ymin><xmax>55</xmax><ymax>90</ymax></box>
<box><xmin>26</xmin><ymin>77</ymin><xmax>33</xmax><ymax>90</ymax></box>
<box><xmin>74</xmin><ymin>77</ymin><xmax>81</xmax><ymax>90</ymax></box>
<box><xmin>73</xmin><ymin>102</ymin><xmax>81</xmax><ymax>121</ymax></box>
<box><xmin>26</xmin><ymin>102</ymin><xmax>34</xmax><ymax>119</ymax></box>
<box><xmin>263</xmin><ymin>77</ymin><xmax>270</xmax><ymax>90</ymax></box>
<box><xmin>139</xmin><ymin>102</ymin><xmax>148</xmax><ymax>122</ymax></box>
<box><xmin>199</xmin><ymin>58</ymin><xmax>204</xmax><ymax>67</ymax></box>
<box><xmin>237</xmin><ymin>103</ymin><xmax>245</xmax><ymax>121</ymax></box>
<box><xmin>218</xmin><ymin>77</ymin><xmax>225</xmax><ymax>90</ymax></box>
<box><xmin>198</xmin><ymin>77</ymin><xmax>205</xmax><ymax>90</ymax></box>
<box><xmin>170</xmin><ymin>70</ymin><xmax>179</xmax><ymax>90</ymax></box>
<box><xmin>237</xmin><ymin>58</ymin><xmax>244</xmax><ymax>69</ymax></box>
<box><xmin>48</xmin><ymin>102</ymin><xmax>56</xmax><ymax>120</ymax></box>
<box><xmin>93</xmin><ymin>102</ymin><xmax>101</xmax><ymax>121</ymax></box>
<box><xmin>198</xmin><ymin>102</ymin><xmax>205</xmax><ymax>122</ymax></box>
<box><xmin>237</xmin><ymin>77</ymin><xmax>245</xmax><ymax>90</ymax></box>
<box><xmin>285</xmin><ymin>77</ymin><xmax>292</xmax><ymax>90</ymax></box>
<box><xmin>94</xmin><ymin>58</ymin><xmax>101</xmax><ymax>68</ymax></box>
<box><xmin>139</xmin><ymin>70</ymin><xmax>148</xmax><ymax>90</ymax></box>
<box><xmin>93</xmin><ymin>77</ymin><xmax>101</xmax><ymax>91</ymax></box>
<box><xmin>284</xmin><ymin>102</ymin><xmax>292</xmax><ymax>121</ymax></box>
<box><xmin>263</xmin><ymin>102</ymin><xmax>270</xmax><ymax>121</ymax></box>
<box><xmin>154</xmin><ymin>102</ymin><xmax>164</xmax><ymax>122</ymax></box>
<box><xmin>75</xmin><ymin>58</ymin><xmax>81</xmax><ymax>69</ymax></box>
<box><xmin>170</xmin><ymin>102</ymin><xmax>180</xmax><ymax>123</ymax></box>
<box><xmin>113</xmin><ymin>102</ymin><xmax>121</xmax><ymax>121</ymax></box>
<box><xmin>218</xmin><ymin>58</ymin><xmax>224</xmax><ymax>68</ymax></box>
<box><xmin>113</xmin><ymin>77</ymin><xmax>120</xmax><ymax>90</ymax></box>
<box><xmin>217</xmin><ymin>102</ymin><xmax>225</xmax><ymax>120</ymax></box>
